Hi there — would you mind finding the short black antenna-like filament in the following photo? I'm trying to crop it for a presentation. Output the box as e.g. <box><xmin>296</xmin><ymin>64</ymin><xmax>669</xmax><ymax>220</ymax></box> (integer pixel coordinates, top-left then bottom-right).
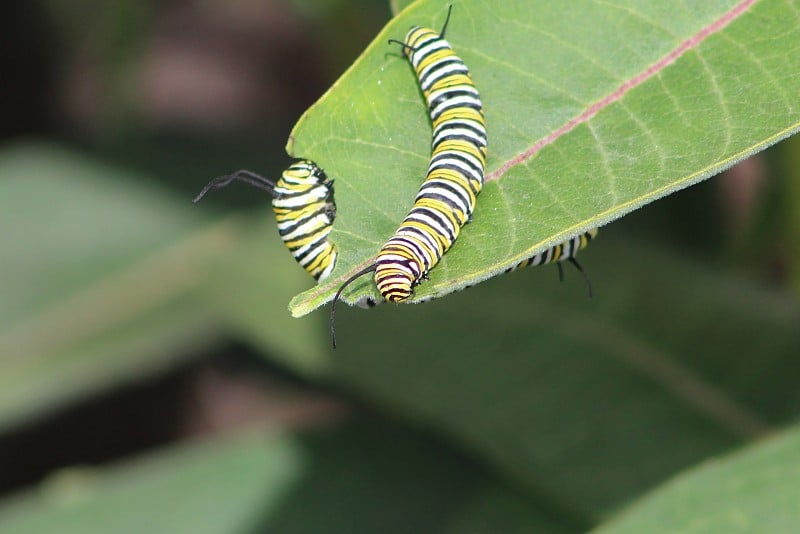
<box><xmin>566</xmin><ymin>257</ymin><xmax>593</xmax><ymax>298</ymax></box>
<box><xmin>440</xmin><ymin>4</ymin><xmax>453</xmax><ymax>38</ymax></box>
<box><xmin>193</xmin><ymin>170</ymin><xmax>277</xmax><ymax>203</ymax></box>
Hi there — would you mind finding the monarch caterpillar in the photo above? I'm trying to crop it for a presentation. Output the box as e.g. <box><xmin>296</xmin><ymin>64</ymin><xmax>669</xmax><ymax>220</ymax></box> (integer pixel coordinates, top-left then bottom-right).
<box><xmin>330</xmin><ymin>5</ymin><xmax>487</xmax><ymax>346</ymax></box>
<box><xmin>193</xmin><ymin>160</ymin><xmax>338</xmax><ymax>282</ymax></box>
<box><xmin>507</xmin><ymin>229</ymin><xmax>599</xmax><ymax>297</ymax></box>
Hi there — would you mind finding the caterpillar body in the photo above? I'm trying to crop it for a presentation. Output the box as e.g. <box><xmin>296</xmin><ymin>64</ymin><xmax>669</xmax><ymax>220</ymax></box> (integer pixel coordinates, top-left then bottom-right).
<box><xmin>330</xmin><ymin>6</ymin><xmax>487</xmax><ymax>345</ymax></box>
<box><xmin>194</xmin><ymin>160</ymin><xmax>338</xmax><ymax>281</ymax></box>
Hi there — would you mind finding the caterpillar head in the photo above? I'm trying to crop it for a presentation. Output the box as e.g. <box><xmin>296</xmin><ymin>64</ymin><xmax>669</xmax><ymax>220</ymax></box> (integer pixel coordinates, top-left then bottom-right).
<box><xmin>374</xmin><ymin>255</ymin><xmax>422</xmax><ymax>303</ymax></box>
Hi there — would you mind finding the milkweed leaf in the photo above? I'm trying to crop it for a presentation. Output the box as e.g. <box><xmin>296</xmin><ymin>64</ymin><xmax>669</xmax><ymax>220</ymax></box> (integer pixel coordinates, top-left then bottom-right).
<box><xmin>289</xmin><ymin>0</ymin><xmax>800</xmax><ymax>316</ymax></box>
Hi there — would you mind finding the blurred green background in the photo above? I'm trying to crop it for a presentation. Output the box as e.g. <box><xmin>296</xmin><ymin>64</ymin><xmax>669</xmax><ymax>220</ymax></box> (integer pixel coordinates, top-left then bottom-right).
<box><xmin>2</xmin><ymin>1</ymin><xmax>799</xmax><ymax>532</ymax></box>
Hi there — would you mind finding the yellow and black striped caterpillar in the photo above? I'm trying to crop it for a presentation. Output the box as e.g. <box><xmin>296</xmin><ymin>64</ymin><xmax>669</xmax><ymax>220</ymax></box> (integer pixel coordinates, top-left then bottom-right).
<box><xmin>194</xmin><ymin>160</ymin><xmax>338</xmax><ymax>281</ymax></box>
<box><xmin>329</xmin><ymin>6</ymin><xmax>486</xmax><ymax>345</ymax></box>
<box><xmin>507</xmin><ymin>229</ymin><xmax>599</xmax><ymax>297</ymax></box>
<box><xmin>333</xmin><ymin>6</ymin><xmax>486</xmax><ymax>306</ymax></box>
<box><xmin>328</xmin><ymin>7</ymin><xmax>601</xmax><ymax>346</ymax></box>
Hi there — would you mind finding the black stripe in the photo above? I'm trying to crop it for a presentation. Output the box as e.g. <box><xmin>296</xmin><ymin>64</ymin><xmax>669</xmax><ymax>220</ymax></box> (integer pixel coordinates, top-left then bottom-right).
<box><xmin>385</xmin><ymin>235</ymin><xmax>434</xmax><ymax>270</ymax></box>
<box><xmin>419</xmin><ymin>57</ymin><xmax>470</xmax><ymax>90</ymax></box>
<box><xmin>405</xmin><ymin>205</ymin><xmax>457</xmax><ymax>242</ymax></box>
<box><xmin>429</xmin><ymin>91</ymin><xmax>482</xmax><ymax>118</ymax></box>
<box><xmin>428</xmin><ymin>153</ymin><xmax>484</xmax><ymax>187</ymax></box>
<box><xmin>275</xmin><ymin>204</ymin><xmax>331</xmax><ymax>236</ymax></box>
<box><xmin>416</xmin><ymin>180</ymin><xmax>472</xmax><ymax>212</ymax></box>
<box><xmin>433</xmin><ymin>119</ymin><xmax>486</xmax><ymax>142</ymax></box>
<box><xmin>273</xmin><ymin>186</ymin><xmax>325</xmax><ymax>200</ymax></box>
<box><xmin>399</xmin><ymin>224</ymin><xmax>448</xmax><ymax>255</ymax></box>
<box><xmin>433</xmin><ymin>130</ymin><xmax>487</xmax><ymax>150</ymax></box>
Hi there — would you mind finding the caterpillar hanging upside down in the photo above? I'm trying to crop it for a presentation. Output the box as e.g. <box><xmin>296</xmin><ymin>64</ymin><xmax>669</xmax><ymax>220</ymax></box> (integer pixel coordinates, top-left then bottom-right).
<box><xmin>507</xmin><ymin>229</ymin><xmax>598</xmax><ymax>296</ymax></box>
<box><xmin>194</xmin><ymin>160</ymin><xmax>338</xmax><ymax>282</ymax></box>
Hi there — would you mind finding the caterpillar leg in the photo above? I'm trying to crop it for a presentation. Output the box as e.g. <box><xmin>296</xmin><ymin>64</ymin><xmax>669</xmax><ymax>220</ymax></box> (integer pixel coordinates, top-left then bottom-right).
<box><xmin>566</xmin><ymin>257</ymin><xmax>593</xmax><ymax>298</ymax></box>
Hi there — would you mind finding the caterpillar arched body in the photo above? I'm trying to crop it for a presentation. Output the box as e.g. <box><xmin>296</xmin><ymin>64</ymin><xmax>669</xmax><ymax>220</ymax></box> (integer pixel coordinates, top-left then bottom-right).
<box><xmin>375</xmin><ymin>8</ymin><xmax>487</xmax><ymax>303</ymax></box>
<box><xmin>330</xmin><ymin>6</ymin><xmax>487</xmax><ymax>345</ymax></box>
<box><xmin>194</xmin><ymin>160</ymin><xmax>338</xmax><ymax>281</ymax></box>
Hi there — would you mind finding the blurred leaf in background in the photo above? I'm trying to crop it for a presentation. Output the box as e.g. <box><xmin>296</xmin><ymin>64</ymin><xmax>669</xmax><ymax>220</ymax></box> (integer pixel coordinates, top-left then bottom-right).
<box><xmin>599</xmin><ymin>425</ymin><xmax>800</xmax><ymax>533</ymax></box>
<box><xmin>0</xmin><ymin>418</ymin><xmax>579</xmax><ymax>534</ymax></box>
<box><xmin>0</xmin><ymin>144</ymin><xmax>230</xmax><ymax>432</ymax></box>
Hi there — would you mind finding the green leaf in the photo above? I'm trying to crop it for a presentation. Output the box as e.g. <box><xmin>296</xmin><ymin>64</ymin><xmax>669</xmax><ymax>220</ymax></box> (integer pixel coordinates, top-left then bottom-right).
<box><xmin>288</xmin><ymin>0</ymin><xmax>800</xmax><ymax>316</ymax></box>
<box><xmin>596</xmin><ymin>424</ymin><xmax>800</xmax><ymax>533</ymax></box>
<box><xmin>255</xmin><ymin>231</ymin><xmax>800</xmax><ymax>517</ymax></box>
<box><xmin>0</xmin><ymin>143</ymin><xmax>231</xmax><ymax>431</ymax></box>
<box><xmin>0</xmin><ymin>419</ymin><xmax>577</xmax><ymax>533</ymax></box>
<box><xmin>0</xmin><ymin>431</ymin><xmax>303</xmax><ymax>534</ymax></box>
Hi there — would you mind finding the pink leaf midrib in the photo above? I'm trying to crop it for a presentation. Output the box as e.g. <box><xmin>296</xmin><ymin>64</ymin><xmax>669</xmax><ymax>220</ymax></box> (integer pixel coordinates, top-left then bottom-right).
<box><xmin>486</xmin><ymin>0</ymin><xmax>759</xmax><ymax>183</ymax></box>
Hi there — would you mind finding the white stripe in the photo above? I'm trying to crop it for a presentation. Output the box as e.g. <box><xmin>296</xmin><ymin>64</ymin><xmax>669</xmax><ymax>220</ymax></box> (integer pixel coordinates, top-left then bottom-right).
<box><xmin>419</xmin><ymin>60</ymin><xmax>469</xmax><ymax>91</ymax></box>
<box><xmin>433</xmin><ymin>118</ymin><xmax>487</xmax><ymax>140</ymax></box>
<box><xmin>295</xmin><ymin>240</ymin><xmax>329</xmax><ymax>265</ymax></box>
<box><xmin>432</xmin><ymin>125</ymin><xmax>487</xmax><ymax>147</ymax></box>
<box><xmin>430</xmin><ymin>93</ymin><xmax>482</xmax><ymax>118</ymax></box>
<box><xmin>278</xmin><ymin>214</ymin><xmax>331</xmax><ymax>240</ymax></box>
<box><xmin>404</xmin><ymin>210</ymin><xmax>454</xmax><ymax>240</ymax></box>
<box><xmin>427</xmin><ymin>155</ymin><xmax>484</xmax><ymax>184</ymax></box>
<box><xmin>411</xmin><ymin>38</ymin><xmax>449</xmax><ymax>67</ymax></box>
